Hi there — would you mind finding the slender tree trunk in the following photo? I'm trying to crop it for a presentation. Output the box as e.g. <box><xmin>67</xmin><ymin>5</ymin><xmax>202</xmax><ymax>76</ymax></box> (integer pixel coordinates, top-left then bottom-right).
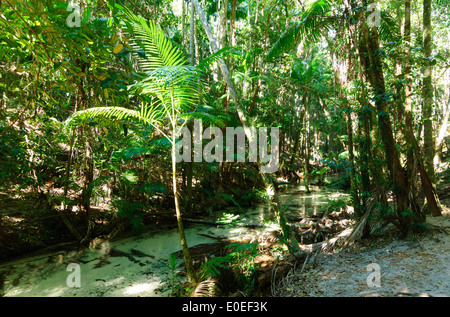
<box><xmin>184</xmin><ymin>1</ymin><xmax>196</xmax><ymax>213</ymax></box>
<box><xmin>404</xmin><ymin>0</ymin><xmax>414</xmax><ymax>178</ymax></box>
<box><xmin>288</xmin><ymin>97</ymin><xmax>306</xmax><ymax>171</ymax></box>
<box><xmin>190</xmin><ymin>1</ymin><xmax>196</xmax><ymax>66</ymax></box>
<box><xmin>248</xmin><ymin>9</ymin><xmax>271</xmax><ymax>115</ymax></box>
<box><xmin>356</xmin><ymin>31</ymin><xmax>371</xmax><ymax>215</ymax></box>
<box><xmin>182</xmin><ymin>0</ymin><xmax>186</xmax><ymax>47</ymax></box>
<box><xmin>79</xmin><ymin>90</ymin><xmax>94</xmax><ymax>243</ymax></box>
<box><xmin>172</xmin><ymin>127</ymin><xmax>197</xmax><ymax>283</ymax></box>
<box><xmin>75</xmin><ymin>59</ymin><xmax>95</xmax><ymax>244</ymax></box>
<box><xmin>422</xmin><ymin>0</ymin><xmax>435</xmax><ymax>183</ymax></box>
<box><xmin>303</xmin><ymin>108</ymin><xmax>310</xmax><ymax>194</ymax></box>
<box><xmin>347</xmin><ymin>111</ymin><xmax>360</xmax><ymax>216</ymax></box>
<box><xmin>229</xmin><ymin>0</ymin><xmax>237</xmax><ymax>77</ymax></box>
<box><xmin>220</xmin><ymin>0</ymin><xmax>228</xmax><ymax>50</ymax></box>
<box><xmin>63</xmin><ymin>128</ymin><xmax>76</xmax><ymax>210</ymax></box>
<box><xmin>394</xmin><ymin>0</ymin><xmax>405</xmax><ymax>145</ymax></box>
<box><xmin>221</xmin><ymin>0</ymin><xmax>229</xmax><ymax>106</ymax></box>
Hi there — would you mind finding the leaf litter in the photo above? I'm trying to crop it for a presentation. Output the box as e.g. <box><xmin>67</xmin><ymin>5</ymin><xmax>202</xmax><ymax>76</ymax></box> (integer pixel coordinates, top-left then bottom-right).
<box><xmin>274</xmin><ymin>211</ymin><xmax>450</xmax><ymax>297</ymax></box>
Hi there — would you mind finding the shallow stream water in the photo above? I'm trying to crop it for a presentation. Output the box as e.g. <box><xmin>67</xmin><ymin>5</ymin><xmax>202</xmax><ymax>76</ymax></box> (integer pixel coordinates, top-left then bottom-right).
<box><xmin>0</xmin><ymin>183</ymin><xmax>346</xmax><ymax>297</ymax></box>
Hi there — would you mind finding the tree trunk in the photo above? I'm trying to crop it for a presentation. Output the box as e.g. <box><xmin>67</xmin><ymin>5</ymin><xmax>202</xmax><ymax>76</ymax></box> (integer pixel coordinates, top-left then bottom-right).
<box><xmin>220</xmin><ymin>0</ymin><xmax>228</xmax><ymax>50</ymax></box>
<box><xmin>184</xmin><ymin>121</ymin><xmax>194</xmax><ymax>214</ymax></box>
<box><xmin>185</xmin><ymin>2</ymin><xmax>196</xmax><ymax>213</ymax></box>
<box><xmin>404</xmin><ymin>0</ymin><xmax>414</xmax><ymax>187</ymax></box>
<box><xmin>357</xmin><ymin>26</ymin><xmax>385</xmax><ymax>206</ymax></box>
<box><xmin>182</xmin><ymin>0</ymin><xmax>186</xmax><ymax>47</ymax></box>
<box><xmin>248</xmin><ymin>9</ymin><xmax>272</xmax><ymax>115</ymax></box>
<box><xmin>172</xmin><ymin>130</ymin><xmax>198</xmax><ymax>283</ymax></box>
<box><xmin>356</xmin><ymin>36</ymin><xmax>371</xmax><ymax>213</ymax></box>
<box><xmin>289</xmin><ymin>101</ymin><xmax>305</xmax><ymax>170</ymax></box>
<box><xmin>190</xmin><ymin>1</ymin><xmax>196</xmax><ymax>66</ymax></box>
<box><xmin>63</xmin><ymin>127</ymin><xmax>76</xmax><ymax>210</ymax></box>
<box><xmin>361</xmin><ymin>2</ymin><xmax>425</xmax><ymax>235</ymax></box>
<box><xmin>303</xmin><ymin>109</ymin><xmax>310</xmax><ymax>194</ymax></box>
<box><xmin>229</xmin><ymin>0</ymin><xmax>237</xmax><ymax>76</ymax></box>
<box><xmin>347</xmin><ymin>111</ymin><xmax>360</xmax><ymax>216</ymax></box>
<box><xmin>76</xmin><ymin>61</ymin><xmax>94</xmax><ymax>244</ymax></box>
<box><xmin>422</xmin><ymin>0</ymin><xmax>435</xmax><ymax>184</ymax></box>
<box><xmin>401</xmin><ymin>0</ymin><xmax>423</xmax><ymax>219</ymax></box>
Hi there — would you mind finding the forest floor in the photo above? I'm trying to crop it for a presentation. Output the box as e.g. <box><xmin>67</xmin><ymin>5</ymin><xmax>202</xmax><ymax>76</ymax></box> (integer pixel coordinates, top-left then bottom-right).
<box><xmin>274</xmin><ymin>206</ymin><xmax>450</xmax><ymax>297</ymax></box>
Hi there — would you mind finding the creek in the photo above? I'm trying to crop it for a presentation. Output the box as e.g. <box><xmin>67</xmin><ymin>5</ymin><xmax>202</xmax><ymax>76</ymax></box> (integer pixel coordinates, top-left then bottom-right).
<box><xmin>0</xmin><ymin>183</ymin><xmax>346</xmax><ymax>297</ymax></box>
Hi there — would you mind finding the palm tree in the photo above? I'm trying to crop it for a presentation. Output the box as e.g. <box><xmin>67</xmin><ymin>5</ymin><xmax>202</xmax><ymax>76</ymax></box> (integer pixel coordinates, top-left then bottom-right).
<box><xmin>67</xmin><ymin>8</ymin><xmax>203</xmax><ymax>282</ymax></box>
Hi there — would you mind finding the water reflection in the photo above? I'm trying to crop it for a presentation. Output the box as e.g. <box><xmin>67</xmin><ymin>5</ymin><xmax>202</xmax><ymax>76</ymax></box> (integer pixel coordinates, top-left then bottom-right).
<box><xmin>0</xmin><ymin>183</ymin><xmax>347</xmax><ymax>297</ymax></box>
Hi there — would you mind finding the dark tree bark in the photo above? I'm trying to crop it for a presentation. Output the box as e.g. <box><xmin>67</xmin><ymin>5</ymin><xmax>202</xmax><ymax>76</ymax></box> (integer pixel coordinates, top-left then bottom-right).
<box><xmin>360</xmin><ymin>2</ymin><xmax>425</xmax><ymax>235</ymax></box>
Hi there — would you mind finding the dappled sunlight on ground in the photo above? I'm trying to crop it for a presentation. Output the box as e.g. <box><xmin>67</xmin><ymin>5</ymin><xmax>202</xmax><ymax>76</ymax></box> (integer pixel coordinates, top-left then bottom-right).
<box><xmin>123</xmin><ymin>281</ymin><xmax>162</xmax><ymax>296</ymax></box>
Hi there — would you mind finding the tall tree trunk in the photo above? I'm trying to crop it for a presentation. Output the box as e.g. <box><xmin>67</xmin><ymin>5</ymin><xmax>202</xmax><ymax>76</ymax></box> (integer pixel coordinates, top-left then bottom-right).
<box><xmin>422</xmin><ymin>0</ymin><xmax>435</xmax><ymax>184</ymax></box>
<box><xmin>402</xmin><ymin>0</ymin><xmax>422</xmax><ymax>219</ymax></box>
<box><xmin>190</xmin><ymin>1</ymin><xmax>196</xmax><ymax>66</ymax></box>
<box><xmin>76</xmin><ymin>59</ymin><xmax>94</xmax><ymax>244</ymax></box>
<box><xmin>361</xmin><ymin>2</ymin><xmax>424</xmax><ymax>235</ymax></box>
<box><xmin>344</xmin><ymin>8</ymin><xmax>361</xmax><ymax>216</ymax></box>
<box><xmin>357</xmin><ymin>26</ymin><xmax>386</xmax><ymax>206</ymax></box>
<box><xmin>248</xmin><ymin>8</ymin><xmax>271</xmax><ymax>115</ymax></box>
<box><xmin>63</xmin><ymin>127</ymin><xmax>76</xmax><ymax>210</ymax></box>
<box><xmin>394</xmin><ymin>0</ymin><xmax>404</xmax><ymax>145</ymax></box>
<box><xmin>220</xmin><ymin>0</ymin><xmax>228</xmax><ymax>50</ymax></box>
<box><xmin>404</xmin><ymin>0</ymin><xmax>414</xmax><ymax>181</ymax></box>
<box><xmin>182</xmin><ymin>0</ymin><xmax>186</xmax><ymax>47</ymax></box>
<box><xmin>303</xmin><ymin>108</ymin><xmax>311</xmax><ymax>194</ymax></box>
<box><xmin>289</xmin><ymin>98</ymin><xmax>306</xmax><ymax>169</ymax></box>
<box><xmin>347</xmin><ymin>111</ymin><xmax>361</xmax><ymax>216</ymax></box>
<box><xmin>184</xmin><ymin>1</ymin><xmax>196</xmax><ymax>213</ymax></box>
<box><xmin>172</xmin><ymin>126</ymin><xmax>197</xmax><ymax>283</ymax></box>
<box><xmin>356</xmin><ymin>31</ymin><xmax>371</xmax><ymax>215</ymax></box>
<box><xmin>229</xmin><ymin>0</ymin><xmax>237</xmax><ymax>76</ymax></box>
<box><xmin>221</xmin><ymin>0</ymin><xmax>229</xmax><ymax>106</ymax></box>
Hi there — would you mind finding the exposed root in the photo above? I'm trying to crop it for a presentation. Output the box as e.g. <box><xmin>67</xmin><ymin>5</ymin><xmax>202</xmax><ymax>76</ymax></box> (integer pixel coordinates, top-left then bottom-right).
<box><xmin>298</xmin><ymin>227</ymin><xmax>354</xmax><ymax>253</ymax></box>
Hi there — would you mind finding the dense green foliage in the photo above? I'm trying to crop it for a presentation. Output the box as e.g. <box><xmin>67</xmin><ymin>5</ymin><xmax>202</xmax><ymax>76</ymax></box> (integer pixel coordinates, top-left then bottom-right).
<box><xmin>0</xmin><ymin>0</ymin><xmax>449</xmax><ymax>288</ymax></box>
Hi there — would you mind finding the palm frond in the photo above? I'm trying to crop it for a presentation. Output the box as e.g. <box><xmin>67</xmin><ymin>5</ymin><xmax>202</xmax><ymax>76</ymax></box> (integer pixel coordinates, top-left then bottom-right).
<box><xmin>123</xmin><ymin>8</ymin><xmax>185</xmax><ymax>71</ymax></box>
<box><xmin>378</xmin><ymin>10</ymin><xmax>401</xmax><ymax>43</ymax></box>
<box><xmin>66</xmin><ymin>104</ymin><xmax>164</xmax><ymax>129</ymax></box>
<box><xmin>121</xmin><ymin>9</ymin><xmax>205</xmax><ymax>115</ymax></box>
<box><xmin>266</xmin><ymin>0</ymin><xmax>336</xmax><ymax>61</ymax></box>
<box><xmin>197</xmin><ymin>46</ymin><xmax>244</xmax><ymax>71</ymax></box>
<box><xmin>266</xmin><ymin>22</ymin><xmax>301</xmax><ymax>61</ymax></box>
<box><xmin>130</xmin><ymin>65</ymin><xmax>203</xmax><ymax>112</ymax></box>
<box><xmin>178</xmin><ymin>112</ymin><xmax>227</xmax><ymax>129</ymax></box>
